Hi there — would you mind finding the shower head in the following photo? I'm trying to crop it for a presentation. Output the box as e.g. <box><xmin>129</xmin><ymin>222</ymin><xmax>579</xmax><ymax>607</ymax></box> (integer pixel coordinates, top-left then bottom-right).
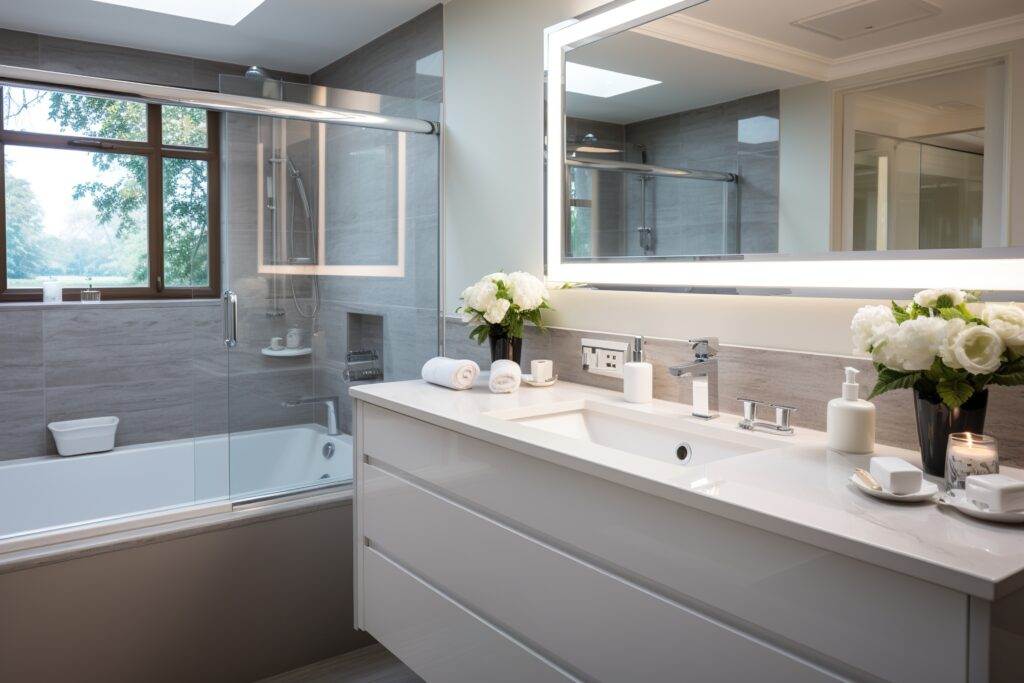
<box><xmin>244</xmin><ymin>65</ymin><xmax>267</xmax><ymax>80</ymax></box>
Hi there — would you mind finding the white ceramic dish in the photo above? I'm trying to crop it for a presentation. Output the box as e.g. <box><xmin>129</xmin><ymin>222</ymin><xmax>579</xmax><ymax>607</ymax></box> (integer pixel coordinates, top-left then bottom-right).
<box><xmin>261</xmin><ymin>346</ymin><xmax>312</xmax><ymax>358</ymax></box>
<box><xmin>850</xmin><ymin>474</ymin><xmax>938</xmax><ymax>503</ymax></box>
<box><xmin>938</xmin><ymin>489</ymin><xmax>1024</xmax><ymax>524</ymax></box>
<box><xmin>522</xmin><ymin>373</ymin><xmax>558</xmax><ymax>388</ymax></box>
<box><xmin>48</xmin><ymin>416</ymin><xmax>119</xmax><ymax>456</ymax></box>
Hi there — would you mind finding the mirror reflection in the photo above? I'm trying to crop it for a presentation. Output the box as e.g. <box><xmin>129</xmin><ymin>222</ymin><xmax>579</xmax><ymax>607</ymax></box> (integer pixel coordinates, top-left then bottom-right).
<box><xmin>560</xmin><ymin>0</ymin><xmax>1017</xmax><ymax>261</ymax></box>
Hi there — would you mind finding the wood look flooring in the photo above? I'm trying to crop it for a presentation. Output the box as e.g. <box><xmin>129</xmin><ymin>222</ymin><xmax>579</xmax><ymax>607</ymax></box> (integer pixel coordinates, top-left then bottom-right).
<box><xmin>259</xmin><ymin>645</ymin><xmax>422</xmax><ymax>683</ymax></box>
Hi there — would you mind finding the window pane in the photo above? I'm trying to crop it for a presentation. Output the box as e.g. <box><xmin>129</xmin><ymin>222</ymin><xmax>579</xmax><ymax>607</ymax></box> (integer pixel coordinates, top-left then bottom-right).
<box><xmin>4</xmin><ymin>146</ymin><xmax>148</xmax><ymax>289</ymax></box>
<box><xmin>162</xmin><ymin>106</ymin><xmax>207</xmax><ymax>147</ymax></box>
<box><xmin>2</xmin><ymin>86</ymin><xmax>147</xmax><ymax>141</ymax></box>
<box><xmin>163</xmin><ymin>157</ymin><xmax>210</xmax><ymax>287</ymax></box>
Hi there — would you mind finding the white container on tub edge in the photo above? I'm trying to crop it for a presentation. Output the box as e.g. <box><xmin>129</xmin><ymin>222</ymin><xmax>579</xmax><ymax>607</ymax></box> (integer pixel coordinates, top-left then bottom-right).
<box><xmin>48</xmin><ymin>417</ymin><xmax>119</xmax><ymax>456</ymax></box>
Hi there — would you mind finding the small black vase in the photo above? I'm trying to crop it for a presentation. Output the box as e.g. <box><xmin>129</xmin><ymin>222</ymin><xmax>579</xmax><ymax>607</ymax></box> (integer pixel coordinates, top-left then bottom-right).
<box><xmin>913</xmin><ymin>388</ymin><xmax>988</xmax><ymax>477</ymax></box>
<box><xmin>488</xmin><ymin>327</ymin><xmax>522</xmax><ymax>365</ymax></box>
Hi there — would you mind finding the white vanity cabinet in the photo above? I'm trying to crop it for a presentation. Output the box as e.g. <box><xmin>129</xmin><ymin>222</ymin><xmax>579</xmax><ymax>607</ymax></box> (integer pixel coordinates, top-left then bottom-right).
<box><xmin>352</xmin><ymin>399</ymin><xmax>1022</xmax><ymax>683</ymax></box>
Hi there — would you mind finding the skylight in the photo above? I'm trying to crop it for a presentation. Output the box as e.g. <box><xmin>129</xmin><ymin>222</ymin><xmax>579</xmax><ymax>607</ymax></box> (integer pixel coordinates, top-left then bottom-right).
<box><xmin>564</xmin><ymin>62</ymin><xmax>660</xmax><ymax>98</ymax></box>
<box><xmin>92</xmin><ymin>0</ymin><xmax>266</xmax><ymax>26</ymax></box>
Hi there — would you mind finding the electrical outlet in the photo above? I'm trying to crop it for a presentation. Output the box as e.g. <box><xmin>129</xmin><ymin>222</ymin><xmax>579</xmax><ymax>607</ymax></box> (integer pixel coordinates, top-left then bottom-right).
<box><xmin>581</xmin><ymin>338</ymin><xmax>628</xmax><ymax>379</ymax></box>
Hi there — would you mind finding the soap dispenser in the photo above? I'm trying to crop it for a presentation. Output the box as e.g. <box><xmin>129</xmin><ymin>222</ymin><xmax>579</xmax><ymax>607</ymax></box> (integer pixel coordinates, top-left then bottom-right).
<box><xmin>623</xmin><ymin>336</ymin><xmax>653</xmax><ymax>404</ymax></box>
<box><xmin>826</xmin><ymin>367</ymin><xmax>875</xmax><ymax>454</ymax></box>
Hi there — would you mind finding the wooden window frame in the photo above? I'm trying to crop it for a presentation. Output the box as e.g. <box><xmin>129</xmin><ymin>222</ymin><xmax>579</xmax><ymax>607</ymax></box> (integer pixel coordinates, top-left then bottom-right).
<box><xmin>0</xmin><ymin>87</ymin><xmax>221</xmax><ymax>301</ymax></box>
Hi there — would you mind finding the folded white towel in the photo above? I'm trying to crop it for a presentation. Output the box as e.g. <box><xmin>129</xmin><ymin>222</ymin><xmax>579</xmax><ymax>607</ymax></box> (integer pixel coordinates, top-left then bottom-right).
<box><xmin>421</xmin><ymin>357</ymin><xmax>480</xmax><ymax>390</ymax></box>
<box><xmin>489</xmin><ymin>359</ymin><xmax>522</xmax><ymax>394</ymax></box>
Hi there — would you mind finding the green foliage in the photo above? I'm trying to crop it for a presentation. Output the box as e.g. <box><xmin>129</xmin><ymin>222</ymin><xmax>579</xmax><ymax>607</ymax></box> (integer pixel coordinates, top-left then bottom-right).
<box><xmin>460</xmin><ymin>273</ymin><xmax>552</xmax><ymax>345</ymax></box>
<box><xmin>3</xmin><ymin>161</ymin><xmax>48</xmax><ymax>279</ymax></box>
<box><xmin>937</xmin><ymin>378</ymin><xmax>974</xmax><ymax>408</ymax></box>
<box><xmin>868</xmin><ymin>364</ymin><xmax>922</xmax><ymax>399</ymax></box>
<box><xmin>47</xmin><ymin>93</ymin><xmax>209</xmax><ymax>286</ymax></box>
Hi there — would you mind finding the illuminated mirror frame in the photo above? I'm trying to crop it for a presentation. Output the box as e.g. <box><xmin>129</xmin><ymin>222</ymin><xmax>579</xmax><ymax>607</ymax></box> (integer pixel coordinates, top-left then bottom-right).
<box><xmin>544</xmin><ymin>0</ymin><xmax>1024</xmax><ymax>295</ymax></box>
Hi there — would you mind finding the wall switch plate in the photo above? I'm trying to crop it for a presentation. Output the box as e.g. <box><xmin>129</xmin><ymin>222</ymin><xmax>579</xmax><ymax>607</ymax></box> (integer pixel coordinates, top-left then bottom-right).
<box><xmin>581</xmin><ymin>338</ymin><xmax>629</xmax><ymax>379</ymax></box>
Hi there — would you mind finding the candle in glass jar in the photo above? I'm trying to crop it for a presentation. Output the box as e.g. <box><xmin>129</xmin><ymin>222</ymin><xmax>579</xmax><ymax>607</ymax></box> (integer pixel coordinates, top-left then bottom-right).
<box><xmin>945</xmin><ymin>432</ymin><xmax>998</xmax><ymax>490</ymax></box>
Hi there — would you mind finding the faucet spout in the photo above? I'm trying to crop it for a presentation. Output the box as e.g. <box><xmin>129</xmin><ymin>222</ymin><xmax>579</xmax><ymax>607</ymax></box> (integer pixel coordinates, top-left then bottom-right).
<box><xmin>667</xmin><ymin>338</ymin><xmax>720</xmax><ymax>420</ymax></box>
<box><xmin>282</xmin><ymin>395</ymin><xmax>341</xmax><ymax>435</ymax></box>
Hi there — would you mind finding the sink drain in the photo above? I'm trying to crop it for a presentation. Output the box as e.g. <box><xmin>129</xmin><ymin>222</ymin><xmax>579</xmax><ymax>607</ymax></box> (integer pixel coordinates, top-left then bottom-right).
<box><xmin>675</xmin><ymin>442</ymin><xmax>692</xmax><ymax>464</ymax></box>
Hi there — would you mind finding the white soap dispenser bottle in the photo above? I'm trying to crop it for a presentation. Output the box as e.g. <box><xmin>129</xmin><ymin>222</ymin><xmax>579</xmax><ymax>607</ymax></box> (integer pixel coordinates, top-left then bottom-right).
<box><xmin>827</xmin><ymin>367</ymin><xmax>875</xmax><ymax>454</ymax></box>
<box><xmin>623</xmin><ymin>336</ymin><xmax>653</xmax><ymax>404</ymax></box>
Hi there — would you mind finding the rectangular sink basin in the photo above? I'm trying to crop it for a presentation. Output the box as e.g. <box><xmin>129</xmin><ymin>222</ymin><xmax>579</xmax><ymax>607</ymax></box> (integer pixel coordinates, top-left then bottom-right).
<box><xmin>486</xmin><ymin>400</ymin><xmax>776</xmax><ymax>467</ymax></box>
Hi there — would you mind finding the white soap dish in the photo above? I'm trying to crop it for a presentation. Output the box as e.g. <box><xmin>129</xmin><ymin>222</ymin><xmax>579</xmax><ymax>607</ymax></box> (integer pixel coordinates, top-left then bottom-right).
<box><xmin>850</xmin><ymin>471</ymin><xmax>938</xmax><ymax>503</ymax></box>
<box><xmin>48</xmin><ymin>416</ymin><xmax>119</xmax><ymax>456</ymax></box>
<box><xmin>261</xmin><ymin>346</ymin><xmax>312</xmax><ymax>358</ymax></box>
<box><xmin>938</xmin><ymin>489</ymin><xmax>1024</xmax><ymax>524</ymax></box>
<box><xmin>523</xmin><ymin>373</ymin><xmax>557</xmax><ymax>388</ymax></box>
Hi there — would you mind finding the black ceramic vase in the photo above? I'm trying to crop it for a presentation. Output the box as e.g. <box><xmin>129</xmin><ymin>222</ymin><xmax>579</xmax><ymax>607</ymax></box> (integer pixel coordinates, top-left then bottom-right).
<box><xmin>913</xmin><ymin>388</ymin><xmax>989</xmax><ymax>477</ymax></box>
<box><xmin>488</xmin><ymin>327</ymin><xmax>522</xmax><ymax>364</ymax></box>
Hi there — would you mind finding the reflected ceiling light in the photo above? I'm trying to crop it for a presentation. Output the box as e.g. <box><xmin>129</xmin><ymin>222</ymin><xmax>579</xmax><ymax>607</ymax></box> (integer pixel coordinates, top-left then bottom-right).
<box><xmin>565</xmin><ymin>62</ymin><xmax>660</xmax><ymax>98</ymax></box>
<box><xmin>92</xmin><ymin>0</ymin><xmax>266</xmax><ymax>25</ymax></box>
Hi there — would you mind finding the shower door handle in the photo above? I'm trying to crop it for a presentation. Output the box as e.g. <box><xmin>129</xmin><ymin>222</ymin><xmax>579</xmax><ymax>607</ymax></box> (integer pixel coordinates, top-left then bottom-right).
<box><xmin>223</xmin><ymin>290</ymin><xmax>239</xmax><ymax>348</ymax></box>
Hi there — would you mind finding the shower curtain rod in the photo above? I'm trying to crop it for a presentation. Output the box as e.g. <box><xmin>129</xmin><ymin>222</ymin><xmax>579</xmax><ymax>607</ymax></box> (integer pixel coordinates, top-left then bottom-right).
<box><xmin>566</xmin><ymin>157</ymin><xmax>737</xmax><ymax>182</ymax></box>
<box><xmin>0</xmin><ymin>64</ymin><xmax>439</xmax><ymax>135</ymax></box>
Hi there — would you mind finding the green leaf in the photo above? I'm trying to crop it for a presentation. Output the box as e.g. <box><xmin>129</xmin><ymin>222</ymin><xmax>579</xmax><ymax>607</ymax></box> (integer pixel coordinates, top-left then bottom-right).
<box><xmin>936</xmin><ymin>294</ymin><xmax>954</xmax><ymax>309</ymax></box>
<box><xmin>868</xmin><ymin>369</ymin><xmax>922</xmax><ymax>399</ymax></box>
<box><xmin>992</xmin><ymin>371</ymin><xmax>1024</xmax><ymax>387</ymax></box>
<box><xmin>469</xmin><ymin>324</ymin><xmax>489</xmax><ymax>345</ymax></box>
<box><xmin>891</xmin><ymin>301</ymin><xmax>911</xmax><ymax>324</ymax></box>
<box><xmin>937</xmin><ymin>378</ymin><xmax>974</xmax><ymax>409</ymax></box>
<box><xmin>925</xmin><ymin>357</ymin><xmax>957</xmax><ymax>382</ymax></box>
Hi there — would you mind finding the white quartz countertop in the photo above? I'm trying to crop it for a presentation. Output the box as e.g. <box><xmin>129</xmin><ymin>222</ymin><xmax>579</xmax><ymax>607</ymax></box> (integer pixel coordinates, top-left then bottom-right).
<box><xmin>351</xmin><ymin>377</ymin><xmax>1024</xmax><ymax>600</ymax></box>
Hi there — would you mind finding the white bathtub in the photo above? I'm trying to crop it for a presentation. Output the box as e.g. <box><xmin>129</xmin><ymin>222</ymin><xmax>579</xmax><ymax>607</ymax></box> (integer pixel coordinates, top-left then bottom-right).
<box><xmin>0</xmin><ymin>424</ymin><xmax>351</xmax><ymax>550</ymax></box>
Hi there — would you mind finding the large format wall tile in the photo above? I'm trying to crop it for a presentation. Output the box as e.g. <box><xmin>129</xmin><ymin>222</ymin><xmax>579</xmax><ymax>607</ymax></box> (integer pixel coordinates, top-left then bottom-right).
<box><xmin>0</xmin><ymin>310</ymin><xmax>43</xmax><ymax>393</ymax></box>
<box><xmin>0</xmin><ymin>29</ymin><xmax>39</xmax><ymax>68</ymax></box>
<box><xmin>38</xmin><ymin>36</ymin><xmax>194</xmax><ymax>88</ymax></box>
<box><xmin>0</xmin><ymin>389</ymin><xmax>45</xmax><ymax>461</ymax></box>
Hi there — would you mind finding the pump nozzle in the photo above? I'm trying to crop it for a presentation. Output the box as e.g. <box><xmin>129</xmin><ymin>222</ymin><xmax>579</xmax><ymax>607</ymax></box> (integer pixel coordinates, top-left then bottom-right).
<box><xmin>843</xmin><ymin>366</ymin><xmax>860</xmax><ymax>401</ymax></box>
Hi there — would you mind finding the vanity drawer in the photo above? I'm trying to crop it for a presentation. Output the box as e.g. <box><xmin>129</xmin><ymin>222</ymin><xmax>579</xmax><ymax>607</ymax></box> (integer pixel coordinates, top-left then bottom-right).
<box><xmin>361</xmin><ymin>403</ymin><xmax>969</xmax><ymax>682</ymax></box>
<box><xmin>363</xmin><ymin>544</ymin><xmax>571</xmax><ymax>683</ymax></box>
<box><xmin>363</xmin><ymin>462</ymin><xmax>835</xmax><ymax>683</ymax></box>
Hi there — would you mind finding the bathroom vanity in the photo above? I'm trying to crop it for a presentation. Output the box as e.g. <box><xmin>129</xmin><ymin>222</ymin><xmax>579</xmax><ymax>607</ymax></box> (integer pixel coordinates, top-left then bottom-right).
<box><xmin>351</xmin><ymin>379</ymin><xmax>1023</xmax><ymax>682</ymax></box>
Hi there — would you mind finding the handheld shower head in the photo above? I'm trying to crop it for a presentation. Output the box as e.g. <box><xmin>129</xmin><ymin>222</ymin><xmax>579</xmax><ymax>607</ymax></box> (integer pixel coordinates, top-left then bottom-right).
<box><xmin>244</xmin><ymin>65</ymin><xmax>267</xmax><ymax>80</ymax></box>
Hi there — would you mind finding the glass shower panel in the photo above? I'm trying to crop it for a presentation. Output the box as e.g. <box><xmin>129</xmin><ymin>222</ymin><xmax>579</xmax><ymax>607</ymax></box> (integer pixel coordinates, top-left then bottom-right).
<box><xmin>218</xmin><ymin>76</ymin><xmax>439</xmax><ymax>502</ymax></box>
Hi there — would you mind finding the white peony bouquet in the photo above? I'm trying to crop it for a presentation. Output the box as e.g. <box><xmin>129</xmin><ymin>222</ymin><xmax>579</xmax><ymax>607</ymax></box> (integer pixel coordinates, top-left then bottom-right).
<box><xmin>458</xmin><ymin>271</ymin><xmax>551</xmax><ymax>344</ymax></box>
<box><xmin>852</xmin><ymin>289</ymin><xmax>1024</xmax><ymax>409</ymax></box>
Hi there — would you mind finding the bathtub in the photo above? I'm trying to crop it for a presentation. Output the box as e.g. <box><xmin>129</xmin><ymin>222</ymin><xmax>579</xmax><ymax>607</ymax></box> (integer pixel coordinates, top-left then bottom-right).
<box><xmin>0</xmin><ymin>423</ymin><xmax>351</xmax><ymax>552</ymax></box>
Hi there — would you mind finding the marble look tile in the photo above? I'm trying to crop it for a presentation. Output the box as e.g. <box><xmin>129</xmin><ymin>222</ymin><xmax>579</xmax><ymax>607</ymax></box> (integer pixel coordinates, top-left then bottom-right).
<box><xmin>0</xmin><ymin>29</ymin><xmax>39</xmax><ymax>68</ymax></box>
<box><xmin>38</xmin><ymin>36</ymin><xmax>193</xmax><ymax>87</ymax></box>
<box><xmin>0</xmin><ymin>390</ymin><xmax>45</xmax><ymax>461</ymax></box>
<box><xmin>0</xmin><ymin>310</ymin><xmax>43</xmax><ymax>393</ymax></box>
<box><xmin>42</xmin><ymin>306</ymin><xmax>193</xmax><ymax>388</ymax></box>
<box><xmin>44</xmin><ymin>378</ymin><xmax>193</xmax><ymax>453</ymax></box>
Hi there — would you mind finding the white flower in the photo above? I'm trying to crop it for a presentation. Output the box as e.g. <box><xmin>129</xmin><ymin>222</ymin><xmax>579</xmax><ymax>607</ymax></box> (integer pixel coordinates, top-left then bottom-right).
<box><xmin>938</xmin><ymin>318</ymin><xmax>967</xmax><ymax>369</ymax></box>
<box><xmin>885</xmin><ymin>316</ymin><xmax>949</xmax><ymax>371</ymax></box>
<box><xmin>951</xmin><ymin>324</ymin><xmax>1005</xmax><ymax>375</ymax></box>
<box><xmin>981</xmin><ymin>303</ymin><xmax>1024</xmax><ymax>352</ymax></box>
<box><xmin>913</xmin><ymin>288</ymin><xmax>967</xmax><ymax>309</ymax></box>
<box><xmin>483</xmin><ymin>297</ymin><xmax>510</xmax><ymax>324</ymax></box>
<box><xmin>851</xmin><ymin>305</ymin><xmax>898</xmax><ymax>354</ymax></box>
<box><xmin>484</xmin><ymin>272</ymin><xmax>508</xmax><ymax>285</ymax></box>
<box><xmin>460</xmin><ymin>309</ymin><xmax>480</xmax><ymax>324</ymax></box>
<box><xmin>465</xmin><ymin>280</ymin><xmax>497</xmax><ymax>312</ymax></box>
<box><xmin>507</xmin><ymin>271</ymin><xmax>548</xmax><ymax>311</ymax></box>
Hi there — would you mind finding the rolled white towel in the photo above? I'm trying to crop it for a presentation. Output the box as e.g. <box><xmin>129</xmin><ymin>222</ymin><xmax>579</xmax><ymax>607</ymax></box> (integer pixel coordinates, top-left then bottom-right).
<box><xmin>421</xmin><ymin>357</ymin><xmax>480</xmax><ymax>390</ymax></box>
<box><xmin>489</xmin><ymin>359</ymin><xmax>522</xmax><ymax>394</ymax></box>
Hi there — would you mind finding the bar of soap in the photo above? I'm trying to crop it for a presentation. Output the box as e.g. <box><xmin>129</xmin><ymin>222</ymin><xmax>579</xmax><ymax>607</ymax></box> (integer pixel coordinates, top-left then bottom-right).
<box><xmin>869</xmin><ymin>456</ymin><xmax>922</xmax><ymax>495</ymax></box>
<box><xmin>966</xmin><ymin>474</ymin><xmax>1024</xmax><ymax>513</ymax></box>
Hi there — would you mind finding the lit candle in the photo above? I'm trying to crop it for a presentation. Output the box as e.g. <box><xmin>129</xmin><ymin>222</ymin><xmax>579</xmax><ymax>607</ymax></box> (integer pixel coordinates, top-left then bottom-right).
<box><xmin>945</xmin><ymin>432</ymin><xmax>999</xmax><ymax>490</ymax></box>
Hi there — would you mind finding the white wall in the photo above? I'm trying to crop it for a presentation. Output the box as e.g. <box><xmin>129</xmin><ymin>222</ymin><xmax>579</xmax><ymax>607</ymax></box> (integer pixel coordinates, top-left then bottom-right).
<box><xmin>778</xmin><ymin>82</ymin><xmax>831</xmax><ymax>254</ymax></box>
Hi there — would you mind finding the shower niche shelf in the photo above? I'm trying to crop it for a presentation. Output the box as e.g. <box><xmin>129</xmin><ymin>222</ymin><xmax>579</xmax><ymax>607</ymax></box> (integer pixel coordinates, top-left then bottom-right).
<box><xmin>261</xmin><ymin>347</ymin><xmax>312</xmax><ymax>358</ymax></box>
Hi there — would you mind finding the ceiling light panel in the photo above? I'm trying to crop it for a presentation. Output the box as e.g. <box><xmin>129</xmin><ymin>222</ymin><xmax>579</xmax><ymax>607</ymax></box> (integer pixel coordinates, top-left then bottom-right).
<box><xmin>565</xmin><ymin>62</ymin><xmax>661</xmax><ymax>98</ymax></box>
<box><xmin>92</xmin><ymin>0</ymin><xmax>266</xmax><ymax>26</ymax></box>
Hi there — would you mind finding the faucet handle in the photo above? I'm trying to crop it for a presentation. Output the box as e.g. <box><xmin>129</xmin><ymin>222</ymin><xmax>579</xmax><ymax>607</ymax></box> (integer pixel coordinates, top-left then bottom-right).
<box><xmin>687</xmin><ymin>337</ymin><xmax>719</xmax><ymax>359</ymax></box>
<box><xmin>770</xmin><ymin>403</ymin><xmax>797</xmax><ymax>432</ymax></box>
<box><xmin>736</xmin><ymin>397</ymin><xmax>763</xmax><ymax>422</ymax></box>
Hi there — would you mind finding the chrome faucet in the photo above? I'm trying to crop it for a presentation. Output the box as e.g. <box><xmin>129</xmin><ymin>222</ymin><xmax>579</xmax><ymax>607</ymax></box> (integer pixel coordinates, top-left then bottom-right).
<box><xmin>667</xmin><ymin>338</ymin><xmax>719</xmax><ymax>420</ymax></box>
<box><xmin>282</xmin><ymin>396</ymin><xmax>340</xmax><ymax>435</ymax></box>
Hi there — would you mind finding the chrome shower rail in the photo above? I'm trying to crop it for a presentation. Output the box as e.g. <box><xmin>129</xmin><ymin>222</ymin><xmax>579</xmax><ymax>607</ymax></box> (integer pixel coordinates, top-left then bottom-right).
<box><xmin>0</xmin><ymin>64</ymin><xmax>439</xmax><ymax>135</ymax></box>
<box><xmin>566</xmin><ymin>157</ymin><xmax>737</xmax><ymax>182</ymax></box>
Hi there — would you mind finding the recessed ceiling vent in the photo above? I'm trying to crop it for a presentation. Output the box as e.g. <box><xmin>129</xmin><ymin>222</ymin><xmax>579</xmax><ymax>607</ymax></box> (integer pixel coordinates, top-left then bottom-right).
<box><xmin>792</xmin><ymin>0</ymin><xmax>941</xmax><ymax>41</ymax></box>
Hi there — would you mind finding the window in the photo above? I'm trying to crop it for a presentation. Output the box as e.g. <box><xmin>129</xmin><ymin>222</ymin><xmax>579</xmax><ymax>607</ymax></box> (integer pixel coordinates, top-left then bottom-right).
<box><xmin>0</xmin><ymin>85</ymin><xmax>220</xmax><ymax>300</ymax></box>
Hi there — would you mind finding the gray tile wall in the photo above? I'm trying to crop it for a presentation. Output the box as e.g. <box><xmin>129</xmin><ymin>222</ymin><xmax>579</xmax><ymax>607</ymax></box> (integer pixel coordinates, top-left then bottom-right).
<box><xmin>0</xmin><ymin>28</ymin><xmax>307</xmax><ymax>89</ymax></box>
<box><xmin>0</xmin><ymin>301</ymin><xmax>226</xmax><ymax>460</ymax></box>
<box><xmin>307</xmin><ymin>4</ymin><xmax>444</xmax><ymax>433</ymax></box>
<box><xmin>443</xmin><ymin>318</ymin><xmax>1024</xmax><ymax>469</ymax></box>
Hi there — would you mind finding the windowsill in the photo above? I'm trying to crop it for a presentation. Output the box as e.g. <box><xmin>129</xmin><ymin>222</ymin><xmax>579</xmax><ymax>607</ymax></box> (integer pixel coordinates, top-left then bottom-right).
<box><xmin>0</xmin><ymin>298</ymin><xmax>219</xmax><ymax>311</ymax></box>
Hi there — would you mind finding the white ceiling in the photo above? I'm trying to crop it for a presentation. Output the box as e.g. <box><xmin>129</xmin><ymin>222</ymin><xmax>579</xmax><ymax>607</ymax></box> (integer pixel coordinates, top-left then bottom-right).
<box><xmin>686</xmin><ymin>0</ymin><xmax>1023</xmax><ymax>59</ymax></box>
<box><xmin>0</xmin><ymin>0</ymin><xmax>439</xmax><ymax>74</ymax></box>
<box><xmin>567</xmin><ymin>30</ymin><xmax>811</xmax><ymax>124</ymax></box>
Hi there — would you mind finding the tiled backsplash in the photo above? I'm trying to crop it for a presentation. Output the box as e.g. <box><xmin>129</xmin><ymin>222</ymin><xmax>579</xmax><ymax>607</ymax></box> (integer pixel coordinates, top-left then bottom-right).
<box><xmin>444</xmin><ymin>318</ymin><xmax>1024</xmax><ymax>468</ymax></box>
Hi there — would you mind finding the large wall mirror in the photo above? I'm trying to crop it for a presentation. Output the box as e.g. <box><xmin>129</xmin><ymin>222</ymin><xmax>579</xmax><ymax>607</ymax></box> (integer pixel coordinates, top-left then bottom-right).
<box><xmin>545</xmin><ymin>0</ymin><xmax>1024</xmax><ymax>294</ymax></box>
